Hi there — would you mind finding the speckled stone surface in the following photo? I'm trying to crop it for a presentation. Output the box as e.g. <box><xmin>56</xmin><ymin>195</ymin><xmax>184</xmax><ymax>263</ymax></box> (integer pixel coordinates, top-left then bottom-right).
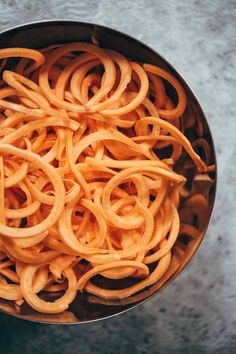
<box><xmin>0</xmin><ymin>1</ymin><xmax>235</xmax><ymax>353</ymax></box>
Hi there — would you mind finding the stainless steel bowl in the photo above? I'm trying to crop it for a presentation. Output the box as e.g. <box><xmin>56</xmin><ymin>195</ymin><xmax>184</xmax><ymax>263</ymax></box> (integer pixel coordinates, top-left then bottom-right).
<box><xmin>0</xmin><ymin>20</ymin><xmax>217</xmax><ymax>324</ymax></box>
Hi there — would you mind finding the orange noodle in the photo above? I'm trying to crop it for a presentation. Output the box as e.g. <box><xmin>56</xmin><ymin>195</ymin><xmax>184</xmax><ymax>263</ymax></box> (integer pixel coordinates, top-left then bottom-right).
<box><xmin>0</xmin><ymin>43</ymin><xmax>212</xmax><ymax>313</ymax></box>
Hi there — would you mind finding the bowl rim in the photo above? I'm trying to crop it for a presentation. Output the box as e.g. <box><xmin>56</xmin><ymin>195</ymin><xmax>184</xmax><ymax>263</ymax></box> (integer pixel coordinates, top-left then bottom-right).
<box><xmin>0</xmin><ymin>19</ymin><xmax>217</xmax><ymax>325</ymax></box>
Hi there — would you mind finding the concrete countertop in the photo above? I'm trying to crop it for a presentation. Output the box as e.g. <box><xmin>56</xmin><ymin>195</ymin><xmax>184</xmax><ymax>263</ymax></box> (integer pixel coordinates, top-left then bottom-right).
<box><xmin>0</xmin><ymin>1</ymin><xmax>235</xmax><ymax>353</ymax></box>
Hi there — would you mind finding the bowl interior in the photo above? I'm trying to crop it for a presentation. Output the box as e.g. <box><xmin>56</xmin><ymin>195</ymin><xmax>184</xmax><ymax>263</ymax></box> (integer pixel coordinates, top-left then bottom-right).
<box><xmin>0</xmin><ymin>21</ymin><xmax>217</xmax><ymax>324</ymax></box>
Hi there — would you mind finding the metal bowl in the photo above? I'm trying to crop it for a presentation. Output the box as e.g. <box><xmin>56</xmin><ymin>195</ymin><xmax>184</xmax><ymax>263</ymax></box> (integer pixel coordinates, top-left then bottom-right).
<box><xmin>0</xmin><ymin>20</ymin><xmax>217</xmax><ymax>324</ymax></box>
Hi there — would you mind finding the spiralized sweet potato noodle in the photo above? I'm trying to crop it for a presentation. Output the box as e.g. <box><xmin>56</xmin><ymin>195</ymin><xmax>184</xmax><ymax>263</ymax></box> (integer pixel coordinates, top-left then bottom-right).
<box><xmin>0</xmin><ymin>43</ymin><xmax>211</xmax><ymax>314</ymax></box>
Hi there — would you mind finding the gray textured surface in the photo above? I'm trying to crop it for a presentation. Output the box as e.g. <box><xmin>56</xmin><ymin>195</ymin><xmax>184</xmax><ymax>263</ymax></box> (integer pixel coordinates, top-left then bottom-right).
<box><xmin>0</xmin><ymin>1</ymin><xmax>235</xmax><ymax>353</ymax></box>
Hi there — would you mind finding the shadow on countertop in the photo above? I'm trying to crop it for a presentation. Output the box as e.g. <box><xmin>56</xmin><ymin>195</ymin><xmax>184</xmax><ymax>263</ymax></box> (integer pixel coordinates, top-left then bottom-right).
<box><xmin>0</xmin><ymin>280</ymin><xmax>235</xmax><ymax>354</ymax></box>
